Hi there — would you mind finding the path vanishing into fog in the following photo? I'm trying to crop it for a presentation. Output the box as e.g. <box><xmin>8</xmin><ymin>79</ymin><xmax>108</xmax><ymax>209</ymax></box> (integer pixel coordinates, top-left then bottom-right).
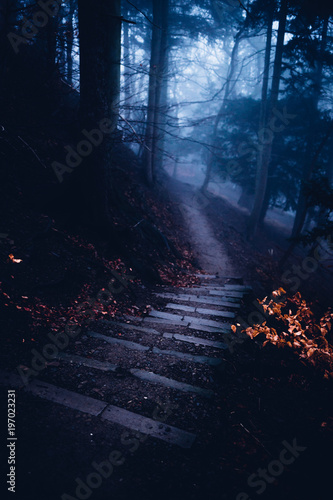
<box><xmin>167</xmin><ymin>178</ymin><xmax>236</xmax><ymax>277</ymax></box>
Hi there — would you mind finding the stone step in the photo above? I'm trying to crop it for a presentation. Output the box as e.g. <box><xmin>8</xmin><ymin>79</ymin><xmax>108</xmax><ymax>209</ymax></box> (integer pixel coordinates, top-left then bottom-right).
<box><xmin>194</xmin><ymin>273</ymin><xmax>219</xmax><ymax>279</ymax></box>
<box><xmin>218</xmin><ymin>284</ymin><xmax>251</xmax><ymax>291</ymax></box>
<box><xmin>149</xmin><ymin>310</ymin><xmax>187</xmax><ymax>321</ymax></box>
<box><xmin>195</xmin><ymin>307</ymin><xmax>235</xmax><ymax>319</ymax></box>
<box><xmin>121</xmin><ymin>314</ymin><xmax>186</xmax><ymax>328</ymax></box>
<box><xmin>188</xmin><ymin>323</ymin><xmax>231</xmax><ymax>334</ymax></box>
<box><xmin>129</xmin><ymin>369</ymin><xmax>214</xmax><ymax>398</ymax></box>
<box><xmin>87</xmin><ymin>331</ymin><xmax>150</xmax><ymax>352</ymax></box>
<box><xmin>165</xmin><ymin>303</ymin><xmax>196</xmax><ymax>313</ymax></box>
<box><xmin>175</xmin><ymin>288</ymin><xmax>244</xmax><ymax>298</ymax></box>
<box><xmin>208</xmin><ymin>290</ymin><xmax>244</xmax><ymax>298</ymax></box>
<box><xmin>183</xmin><ymin>315</ymin><xmax>232</xmax><ymax>329</ymax></box>
<box><xmin>0</xmin><ymin>369</ymin><xmax>195</xmax><ymax>448</ymax></box>
<box><xmin>100</xmin><ymin>405</ymin><xmax>196</xmax><ymax>448</ymax></box>
<box><xmin>154</xmin><ymin>292</ymin><xmax>241</xmax><ymax>307</ymax></box>
<box><xmin>149</xmin><ymin>310</ymin><xmax>234</xmax><ymax>327</ymax></box>
<box><xmin>152</xmin><ymin>347</ymin><xmax>222</xmax><ymax>366</ymax></box>
<box><xmin>57</xmin><ymin>352</ymin><xmax>118</xmax><ymax>372</ymax></box>
<box><xmin>56</xmin><ymin>353</ymin><xmax>213</xmax><ymax>398</ymax></box>
<box><xmin>194</xmin><ymin>274</ymin><xmax>243</xmax><ymax>281</ymax></box>
<box><xmin>140</xmin><ymin>315</ymin><xmax>230</xmax><ymax>334</ymax></box>
<box><xmin>164</xmin><ymin>303</ymin><xmax>235</xmax><ymax>319</ymax></box>
<box><xmin>163</xmin><ymin>332</ymin><xmax>228</xmax><ymax>350</ymax></box>
<box><xmin>84</xmin><ymin>326</ymin><xmax>224</xmax><ymax>361</ymax></box>
<box><xmin>201</xmin><ymin>286</ymin><xmax>251</xmax><ymax>293</ymax></box>
<box><xmin>100</xmin><ymin>320</ymin><xmax>160</xmax><ymax>335</ymax></box>
<box><xmin>143</xmin><ymin>316</ymin><xmax>186</xmax><ymax>327</ymax></box>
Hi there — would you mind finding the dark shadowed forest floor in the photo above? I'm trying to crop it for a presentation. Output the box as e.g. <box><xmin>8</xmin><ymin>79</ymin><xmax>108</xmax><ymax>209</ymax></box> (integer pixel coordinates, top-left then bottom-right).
<box><xmin>1</xmin><ymin>150</ymin><xmax>333</xmax><ymax>500</ymax></box>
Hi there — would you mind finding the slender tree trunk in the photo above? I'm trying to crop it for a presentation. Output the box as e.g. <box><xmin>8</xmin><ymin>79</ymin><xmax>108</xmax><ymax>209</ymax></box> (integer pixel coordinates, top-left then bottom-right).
<box><xmin>258</xmin><ymin>4</ymin><xmax>274</xmax><ymax>136</ymax></box>
<box><xmin>201</xmin><ymin>28</ymin><xmax>244</xmax><ymax>193</ymax></box>
<box><xmin>123</xmin><ymin>9</ymin><xmax>133</xmax><ymax>121</ymax></box>
<box><xmin>259</xmin><ymin>184</ymin><xmax>271</xmax><ymax>224</ymax></box>
<box><xmin>144</xmin><ymin>0</ymin><xmax>169</xmax><ymax>185</ymax></box>
<box><xmin>247</xmin><ymin>0</ymin><xmax>286</xmax><ymax>238</ymax></box>
<box><xmin>303</xmin><ymin>207</ymin><xmax>315</xmax><ymax>233</ymax></box>
<box><xmin>47</xmin><ymin>16</ymin><xmax>58</xmax><ymax>75</ymax></box>
<box><xmin>78</xmin><ymin>0</ymin><xmax>121</xmax><ymax>226</ymax></box>
<box><xmin>255</xmin><ymin>6</ymin><xmax>274</xmax><ymax>225</ymax></box>
<box><xmin>145</xmin><ymin>2</ymin><xmax>161</xmax><ymax>185</ymax></box>
<box><xmin>291</xmin><ymin>15</ymin><xmax>329</xmax><ymax>239</ymax></box>
<box><xmin>66</xmin><ymin>0</ymin><xmax>75</xmax><ymax>85</ymax></box>
<box><xmin>327</xmin><ymin>153</ymin><xmax>333</xmax><ymax>186</ymax></box>
<box><xmin>291</xmin><ymin>122</ymin><xmax>333</xmax><ymax>236</ymax></box>
<box><xmin>154</xmin><ymin>29</ymin><xmax>169</xmax><ymax>175</ymax></box>
<box><xmin>0</xmin><ymin>0</ymin><xmax>11</xmax><ymax>97</ymax></box>
<box><xmin>255</xmin><ymin>48</ymin><xmax>263</xmax><ymax>98</ymax></box>
<box><xmin>58</xmin><ymin>31</ymin><xmax>66</xmax><ymax>73</ymax></box>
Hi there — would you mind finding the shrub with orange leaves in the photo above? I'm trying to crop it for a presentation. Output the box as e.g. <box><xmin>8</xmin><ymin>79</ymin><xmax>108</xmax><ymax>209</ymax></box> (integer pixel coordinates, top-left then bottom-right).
<box><xmin>244</xmin><ymin>288</ymin><xmax>333</xmax><ymax>379</ymax></box>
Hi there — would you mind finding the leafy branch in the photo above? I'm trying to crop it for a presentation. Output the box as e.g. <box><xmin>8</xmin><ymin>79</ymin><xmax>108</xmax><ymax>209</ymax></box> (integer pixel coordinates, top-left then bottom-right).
<box><xmin>242</xmin><ymin>288</ymin><xmax>333</xmax><ymax>379</ymax></box>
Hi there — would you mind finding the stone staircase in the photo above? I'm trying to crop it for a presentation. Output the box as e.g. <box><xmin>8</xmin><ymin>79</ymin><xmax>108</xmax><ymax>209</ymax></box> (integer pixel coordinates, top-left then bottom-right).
<box><xmin>0</xmin><ymin>274</ymin><xmax>251</xmax><ymax>451</ymax></box>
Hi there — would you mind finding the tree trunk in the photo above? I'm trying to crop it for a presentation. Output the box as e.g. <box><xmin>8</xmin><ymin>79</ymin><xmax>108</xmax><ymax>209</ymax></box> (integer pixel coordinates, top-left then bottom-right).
<box><xmin>291</xmin><ymin>15</ymin><xmax>329</xmax><ymax>239</ymax></box>
<box><xmin>201</xmin><ymin>28</ymin><xmax>244</xmax><ymax>193</ymax></box>
<box><xmin>144</xmin><ymin>0</ymin><xmax>169</xmax><ymax>185</ymax></box>
<box><xmin>58</xmin><ymin>30</ymin><xmax>66</xmax><ymax>73</ymax></box>
<box><xmin>258</xmin><ymin>4</ymin><xmax>274</xmax><ymax>136</ymax></box>
<box><xmin>78</xmin><ymin>0</ymin><xmax>121</xmax><ymax>226</ymax></box>
<box><xmin>0</xmin><ymin>0</ymin><xmax>11</xmax><ymax>97</ymax></box>
<box><xmin>327</xmin><ymin>153</ymin><xmax>333</xmax><ymax>186</ymax></box>
<box><xmin>247</xmin><ymin>0</ymin><xmax>286</xmax><ymax>238</ymax></box>
<box><xmin>291</xmin><ymin>121</ymin><xmax>333</xmax><ymax>238</ymax></box>
<box><xmin>66</xmin><ymin>0</ymin><xmax>75</xmax><ymax>85</ymax></box>
<box><xmin>154</xmin><ymin>32</ymin><xmax>169</xmax><ymax>175</ymax></box>
<box><xmin>47</xmin><ymin>16</ymin><xmax>58</xmax><ymax>75</ymax></box>
<box><xmin>259</xmin><ymin>184</ymin><xmax>271</xmax><ymax>224</ymax></box>
<box><xmin>123</xmin><ymin>9</ymin><xmax>133</xmax><ymax>121</ymax></box>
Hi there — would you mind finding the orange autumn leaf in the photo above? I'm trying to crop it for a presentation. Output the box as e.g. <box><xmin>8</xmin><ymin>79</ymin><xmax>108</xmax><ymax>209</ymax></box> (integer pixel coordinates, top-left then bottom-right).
<box><xmin>8</xmin><ymin>254</ymin><xmax>23</xmax><ymax>264</ymax></box>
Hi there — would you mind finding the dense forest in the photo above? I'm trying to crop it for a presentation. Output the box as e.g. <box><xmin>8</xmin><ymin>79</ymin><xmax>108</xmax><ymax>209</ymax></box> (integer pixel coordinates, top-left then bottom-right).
<box><xmin>1</xmin><ymin>1</ymin><xmax>333</xmax><ymax>500</ymax></box>
<box><xmin>1</xmin><ymin>0</ymin><xmax>333</xmax><ymax>239</ymax></box>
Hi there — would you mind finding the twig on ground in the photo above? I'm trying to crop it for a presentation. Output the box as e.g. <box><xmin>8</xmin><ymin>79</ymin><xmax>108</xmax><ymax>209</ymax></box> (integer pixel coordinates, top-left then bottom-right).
<box><xmin>17</xmin><ymin>136</ymin><xmax>47</xmax><ymax>169</ymax></box>
<box><xmin>239</xmin><ymin>422</ymin><xmax>274</xmax><ymax>457</ymax></box>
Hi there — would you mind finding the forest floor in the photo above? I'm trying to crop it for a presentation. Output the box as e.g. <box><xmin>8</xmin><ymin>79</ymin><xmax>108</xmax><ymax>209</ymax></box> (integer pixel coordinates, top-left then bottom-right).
<box><xmin>1</xmin><ymin>160</ymin><xmax>333</xmax><ymax>500</ymax></box>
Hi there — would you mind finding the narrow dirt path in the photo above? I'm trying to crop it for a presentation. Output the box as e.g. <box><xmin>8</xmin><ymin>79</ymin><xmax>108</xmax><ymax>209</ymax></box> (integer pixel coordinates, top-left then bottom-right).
<box><xmin>166</xmin><ymin>178</ymin><xmax>236</xmax><ymax>277</ymax></box>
